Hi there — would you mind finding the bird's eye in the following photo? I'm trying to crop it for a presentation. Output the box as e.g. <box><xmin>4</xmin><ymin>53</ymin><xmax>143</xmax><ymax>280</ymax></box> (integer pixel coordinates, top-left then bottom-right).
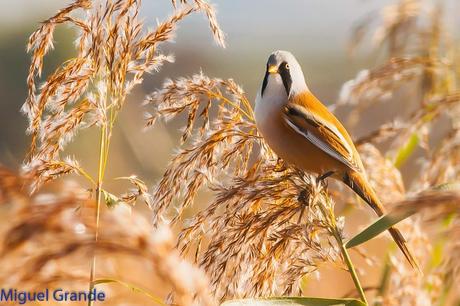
<box><xmin>285</xmin><ymin>63</ymin><xmax>290</xmax><ymax>70</ymax></box>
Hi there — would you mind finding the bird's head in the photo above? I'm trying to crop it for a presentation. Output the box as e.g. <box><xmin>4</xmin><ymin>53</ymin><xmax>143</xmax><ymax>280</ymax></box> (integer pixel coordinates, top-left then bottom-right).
<box><xmin>260</xmin><ymin>50</ymin><xmax>308</xmax><ymax>100</ymax></box>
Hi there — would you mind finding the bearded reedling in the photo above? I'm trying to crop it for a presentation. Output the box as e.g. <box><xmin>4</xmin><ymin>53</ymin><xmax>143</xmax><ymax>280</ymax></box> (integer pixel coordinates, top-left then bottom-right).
<box><xmin>255</xmin><ymin>50</ymin><xmax>418</xmax><ymax>269</ymax></box>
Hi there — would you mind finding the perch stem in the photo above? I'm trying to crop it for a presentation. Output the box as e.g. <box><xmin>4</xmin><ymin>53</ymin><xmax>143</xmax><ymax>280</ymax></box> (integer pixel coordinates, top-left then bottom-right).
<box><xmin>337</xmin><ymin>232</ymin><xmax>368</xmax><ymax>305</ymax></box>
<box><xmin>317</xmin><ymin>198</ymin><xmax>368</xmax><ymax>305</ymax></box>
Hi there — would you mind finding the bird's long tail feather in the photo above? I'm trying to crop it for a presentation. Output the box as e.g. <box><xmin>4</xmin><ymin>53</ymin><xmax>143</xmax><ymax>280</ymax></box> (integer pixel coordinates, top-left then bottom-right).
<box><xmin>343</xmin><ymin>171</ymin><xmax>420</xmax><ymax>270</ymax></box>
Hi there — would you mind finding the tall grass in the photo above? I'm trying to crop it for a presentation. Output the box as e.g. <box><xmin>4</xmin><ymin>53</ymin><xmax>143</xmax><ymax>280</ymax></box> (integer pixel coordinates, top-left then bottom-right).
<box><xmin>18</xmin><ymin>0</ymin><xmax>224</xmax><ymax>305</ymax></box>
<box><xmin>0</xmin><ymin>0</ymin><xmax>459</xmax><ymax>305</ymax></box>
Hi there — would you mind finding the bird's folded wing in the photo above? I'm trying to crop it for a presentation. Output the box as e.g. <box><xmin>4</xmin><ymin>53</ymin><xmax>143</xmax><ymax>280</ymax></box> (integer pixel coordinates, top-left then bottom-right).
<box><xmin>283</xmin><ymin>103</ymin><xmax>359</xmax><ymax>171</ymax></box>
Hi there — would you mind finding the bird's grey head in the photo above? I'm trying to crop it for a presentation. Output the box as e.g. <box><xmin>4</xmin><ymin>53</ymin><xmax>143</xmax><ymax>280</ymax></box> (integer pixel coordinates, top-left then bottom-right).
<box><xmin>260</xmin><ymin>50</ymin><xmax>308</xmax><ymax>98</ymax></box>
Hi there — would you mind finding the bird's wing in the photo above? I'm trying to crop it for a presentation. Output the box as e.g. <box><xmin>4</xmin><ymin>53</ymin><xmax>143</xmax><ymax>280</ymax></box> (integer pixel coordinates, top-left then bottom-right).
<box><xmin>283</xmin><ymin>102</ymin><xmax>360</xmax><ymax>172</ymax></box>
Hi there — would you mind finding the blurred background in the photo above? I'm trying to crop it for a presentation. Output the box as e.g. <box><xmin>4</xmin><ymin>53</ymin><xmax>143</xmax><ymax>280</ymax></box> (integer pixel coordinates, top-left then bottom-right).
<box><xmin>5</xmin><ymin>0</ymin><xmax>459</xmax><ymax>171</ymax></box>
<box><xmin>1</xmin><ymin>0</ymin><xmax>459</xmax><ymax>303</ymax></box>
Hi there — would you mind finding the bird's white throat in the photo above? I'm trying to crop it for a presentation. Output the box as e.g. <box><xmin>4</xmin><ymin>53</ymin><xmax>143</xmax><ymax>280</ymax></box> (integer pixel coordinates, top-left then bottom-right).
<box><xmin>254</xmin><ymin>74</ymin><xmax>289</xmax><ymax>148</ymax></box>
<box><xmin>255</xmin><ymin>74</ymin><xmax>287</xmax><ymax>123</ymax></box>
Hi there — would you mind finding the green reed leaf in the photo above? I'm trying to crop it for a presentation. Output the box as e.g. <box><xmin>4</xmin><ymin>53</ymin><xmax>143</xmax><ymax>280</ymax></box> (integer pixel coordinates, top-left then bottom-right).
<box><xmin>347</xmin><ymin>183</ymin><xmax>460</xmax><ymax>249</ymax></box>
<box><xmin>93</xmin><ymin>278</ymin><xmax>165</xmax><ymax>305</ymax></box>
<box><xmin>394</xmin><ymin>133</ymin><xmax>419</xmax><ymax>168</ymax></box>
<box><xmin>221</xmin><ymin>297</ymin><xmax>366</xmax><ymax>306</ymax></box>
<box><xmin>345</xmin><ymin>208</ymin><xmax>416</xmax><ymax>249</ymax></box>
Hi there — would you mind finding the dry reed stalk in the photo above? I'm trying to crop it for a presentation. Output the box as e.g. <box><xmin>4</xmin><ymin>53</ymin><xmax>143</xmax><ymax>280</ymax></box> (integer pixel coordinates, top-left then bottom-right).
<box><xmin>378</xmin><ymin>190</ymin><xmax>460</xmax><ymax>305</ymax></box>
<box><xmin>357</xmin><ymin>143</ymin><xmax>406</xmax><ymax>204</ymax></box>
<box><xmin>340</xmin><ymin>0</ymin><xmax>460</xmax><ymax>192</ymax></box>
<box><xmin>146</xmin><ymin>72</ymin><xmax>391</xmax><ymax>300</ymax></box>
<box><xmin>0</xmin><ymin>167</ymin><xmax>216</xmax><ymax>306</ymax></box>
<box><xmin>146</xmin><ymin>0</ymin><xmax>460</xmax><ymax>302</ymax></box>
<box><xmin>23</xmin><ymin>0</ymin><xmax>225</xmax><ymax>187</ymax></box>
<box><xmin>342</xmin><ymin>0</ymin><xmax>460</xmax><ymax>192</ymax></box>
<box><xmin>22</xmin><ymin>0</ymin><xmax>226</xmax><ymax>305</ymax></box>
<box><xmin>15</xmin><ymin>0</ymin><xmax>460</xmax><ymax>304</ymax></box>
<box><xmin>342</xmin><ymin>0</ymin><xmax>460</xmax><ymax>304</ymax></box>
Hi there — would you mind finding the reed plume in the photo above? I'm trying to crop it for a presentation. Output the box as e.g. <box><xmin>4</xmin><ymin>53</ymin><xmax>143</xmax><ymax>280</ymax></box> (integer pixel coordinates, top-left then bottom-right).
<box><xmin>146</xmin><ymin>73</ymin><xmax>379</xmax><ymax>299</ymax></box>
<box><xmin>23</xmin><ymin>0</ymin><xmax>224</xmax><ymax>189</ymax></box>
<box><xmin>21</xmin><ymin>0</ymin><xmax>225</xmax><ymax>304</ymax></box>
<box><xmin>8</xmin><ymin>0</ymin><xmax>460</xmax><ymax>304</ymax></box>
<box><xmin>146</xmin><ymin>0</ymin><xmax>460</xmax><ymax>303</ymax></box>
<box><xmin>0</xmin><ymin>166</ymin><xmax>215</xmax><ymax>306</ymax></box>
<box><xmin>341</xmin><ymin>0</ymin><xmax>460</xmax><ymax>304</ymax></box>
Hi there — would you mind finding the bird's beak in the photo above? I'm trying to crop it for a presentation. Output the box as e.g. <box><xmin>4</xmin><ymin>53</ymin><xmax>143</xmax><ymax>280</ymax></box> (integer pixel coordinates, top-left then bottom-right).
<box><xmin>267</xmin><ymin>65</ymin><xmax>278</xmax><ymax>74</ymax></box>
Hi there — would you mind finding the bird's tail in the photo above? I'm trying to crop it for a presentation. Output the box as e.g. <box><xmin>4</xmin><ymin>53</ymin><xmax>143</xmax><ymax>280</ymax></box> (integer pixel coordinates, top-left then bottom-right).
<box><xmin>342</xmin><ymin>171</ymin><xmax>420</xmax><ymax>270</ymax></box>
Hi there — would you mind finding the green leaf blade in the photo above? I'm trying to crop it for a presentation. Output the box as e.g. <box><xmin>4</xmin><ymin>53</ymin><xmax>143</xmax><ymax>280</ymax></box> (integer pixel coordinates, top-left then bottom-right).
<box><xmin>345</xmin><ymin>208</ymin><xmax>416</xmax><ymax>249</ymax></box>
<box><xmin>93</xmin><ymin>278</ymin><xmax>165</xmax><ymax>305</ymax></box>
<box><xmin>221</xmin><ymin>297</ymin><xmax>366</xmax><ymax>306</ymax></box>
<box><xmin>394</xmin><ymin>133</ymin><xmax>419</xmax><ymax>168</ymax></box>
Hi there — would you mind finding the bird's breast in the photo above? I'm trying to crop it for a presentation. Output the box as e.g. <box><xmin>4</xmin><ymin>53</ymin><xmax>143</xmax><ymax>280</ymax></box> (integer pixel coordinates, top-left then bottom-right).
<box><xmin>255</xmin><ymin>95</ymin><xmax>345</xmax><ymax>175</ymax></box>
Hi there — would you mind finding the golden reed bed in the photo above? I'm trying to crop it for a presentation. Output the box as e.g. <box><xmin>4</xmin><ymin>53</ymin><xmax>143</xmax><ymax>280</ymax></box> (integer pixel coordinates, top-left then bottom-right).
<box><xmin>0</xmin><ymin>0</ymin><xmax>459</xmax><ymax>305</ymax></box>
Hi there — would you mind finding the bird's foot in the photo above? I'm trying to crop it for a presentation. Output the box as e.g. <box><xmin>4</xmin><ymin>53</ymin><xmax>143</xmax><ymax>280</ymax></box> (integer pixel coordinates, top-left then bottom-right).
<box><xmin>274</xmin><ymin>158</ymin><xmax>286</xmax><ymax>172</ymax></box>
<box><xmin>316</xmin><ymin>171</ymin><xmax>334</xmax><ymax>186</ymax></box>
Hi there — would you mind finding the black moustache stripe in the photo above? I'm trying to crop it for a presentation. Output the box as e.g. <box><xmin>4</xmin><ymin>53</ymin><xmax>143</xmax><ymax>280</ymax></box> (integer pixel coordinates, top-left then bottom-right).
<box><xmin>261</xmin><ymin>61</ymin><xmax>292</xmax><ymax>97</ymax></box>
<box><xmin>261</xmin><ymin>70</ymin><xmax>269</xmax><ymax>97</ymax></box>
<box><xmin>279</xmin><ymin>61</ymin><xmax>292</xmax><ymax>95</ymax></box>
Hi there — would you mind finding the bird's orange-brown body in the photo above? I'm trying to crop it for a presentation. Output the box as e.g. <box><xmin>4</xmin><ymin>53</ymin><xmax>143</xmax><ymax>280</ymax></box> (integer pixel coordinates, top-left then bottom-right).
<box><xmin>255</xmin><ymin>50</ymin><xmax>418</xmax><ymax>269</ymax></box>
<box><xmin>257</xmin><ymin>91</ymin><xmax>359</xmax><ymax>176</ymax></box>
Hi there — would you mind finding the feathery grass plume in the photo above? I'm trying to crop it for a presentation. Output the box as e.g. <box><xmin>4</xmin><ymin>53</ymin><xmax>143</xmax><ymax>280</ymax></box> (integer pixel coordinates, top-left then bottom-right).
<box><xmin>173</xmin><ymin>0</ymin><xmax>226</xmax><ymax>48</ymax></box>
<box><xmin>442</xmin><ymin>214</ymin><xmax>460</xmax><ymax>302</ymax></box>
<box><xmin>420</xmin><ymin>189</ymin><xmax>460</xmax><ymax>303</ymax></box>
<box><xmin>22</xmin><ymin>0</ymin><xmax>226</xmax><ymax>303</ymax></box>
<box><xmin>145</xmin><ymin>74</ymin><xmax>366</xmax><ymax>300</ymax></box>
<box><xmin>22</xmin><ymin>0</ymin><xmax>225</xmax><ymax>190</ymax></box>
<box><xmin>340</xmin><ymin>0</ymin><xmax>459</xmax><ymax>135</ymax></box>
<box><xmin>0</xmin><ymin>167</ymin><xmax>215</xmax><ymax>306</ymax></box>
<box><xmin>116</xmin><ymin>175</ymin><xmax>154</xmax><ymax>208</ymax></box>
<box><xmin>348</xmin><ymin>0</ymin><xmax>422</xmax><ymax>57</ymax></box>
<box><xmin>342</xmin><ymin>0</ymin><xmax>460</xmax><ymax>304</ymax></box>
<box><xmin>357</xmin><ymin>143</ymin><xmax>405</xmax><ymax>203</ymax></box>
<box><xmin>186</xmin><ymin>167</ymin><xmax>342</xmax><ymax>299</ymax></box>
<box><xmin>338</xmin><ymin>57</ymin><xmax>441</xmax><ymax>107</ymax></box>
<box><xmin>417</xmin><ymin>122</ymin><xmax>460</xmax><ymax>188</ymax></box>
<box><xmin>152</xmin><ymin>224</ymin><xmax>216</xmax><ymax>306</ymax></box>
<box><xmin>340</xmin><ymin>0</ymin><xmax>460</xmax><ymax>189</ymax></box>
<box><xmin>381</xmin><ymin>218</ymin><xmax>439</xmax><ymax>306</ymax></box>
<box><xmin>376</xmin><ymin>189</ymin><xmax>460</xmax><ymax>305</ymax></box>
<box><xmin>145</xmin><ymin>73</ymin><xmax>257</xmax><ymax>223</ymax></box>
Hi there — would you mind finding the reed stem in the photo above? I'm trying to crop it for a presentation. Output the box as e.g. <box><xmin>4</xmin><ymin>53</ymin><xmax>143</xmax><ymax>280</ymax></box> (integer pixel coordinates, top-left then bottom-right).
<box><xmin>88</xmin><ymin>123</ymin><xmax>107</xmax><ymax>306</ymax></box>
<box><xmin>316</xmin><ymin>192</ymin><xmax>368</xmax><ymax>305</ymax></box>
<box><xmin>337</xmin><ymin>232</ymin><xmax>368</xmax><ymax>305</ymax></box>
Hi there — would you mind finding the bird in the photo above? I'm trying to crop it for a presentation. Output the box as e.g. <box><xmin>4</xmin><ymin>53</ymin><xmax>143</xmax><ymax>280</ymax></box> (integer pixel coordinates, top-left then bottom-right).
<box><xmin>254</xmin><ymin>50</ymin><xmax>418</xmax><ymax>269</ymax></box>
